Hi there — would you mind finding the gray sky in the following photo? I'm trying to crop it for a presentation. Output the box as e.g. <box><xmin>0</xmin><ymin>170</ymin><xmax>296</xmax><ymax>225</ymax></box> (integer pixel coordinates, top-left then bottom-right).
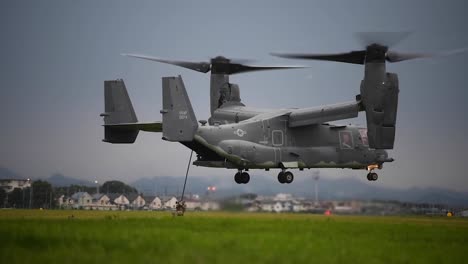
<box><xmin>1</xmin><ymin>0</ymin><xmax>467</xmax><ymax>191</ymax></box>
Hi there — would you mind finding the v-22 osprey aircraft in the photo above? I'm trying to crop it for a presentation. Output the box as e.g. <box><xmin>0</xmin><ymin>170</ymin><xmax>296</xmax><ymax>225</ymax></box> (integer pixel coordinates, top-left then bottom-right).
<box><xmin>101</xmin><ymin>37</ymin><xmax>435</xmax><ymax>185</ymax></box>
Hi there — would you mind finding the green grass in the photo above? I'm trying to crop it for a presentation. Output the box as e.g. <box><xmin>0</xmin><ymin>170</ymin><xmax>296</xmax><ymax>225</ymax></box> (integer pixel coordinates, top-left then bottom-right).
<box><xmin>1</xmin><ymin>210</ymin><xmax>467</xmax><ymax>264</ymax></box>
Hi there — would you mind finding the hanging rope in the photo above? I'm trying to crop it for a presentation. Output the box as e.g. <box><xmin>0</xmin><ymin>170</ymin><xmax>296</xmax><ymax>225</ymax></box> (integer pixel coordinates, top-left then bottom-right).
<box><xmin>175</xmin><ymin>150</ymin><xmax>193</xmax><ymax>216</ymax></box>
<box><xmin>180</xmin><ymin>150</ymin><xmax>193</xmax><ymax>201</ymax></box>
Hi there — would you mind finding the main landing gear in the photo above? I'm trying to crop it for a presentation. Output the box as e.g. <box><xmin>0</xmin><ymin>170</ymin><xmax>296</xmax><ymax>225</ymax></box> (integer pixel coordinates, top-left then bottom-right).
<box><xmin>278</xmin><ymin>170</ymin><xmax>294</xmax><ymax>184</ymax></box>
<box><xmin>366</xmin><ymin>172</ymin><xmax>378</xmax><ymax>181</ymax></box>
<box><xmin>234</xmin><ymin>170</ymin><xmax>250</xmax><ymax>184</ymax></box>
<box><xmin>233</xmin><ymin>169</ymin><xmax>295</xmax><ymax>184</ymax></box>
<box><xmin>366</xmin><ymin>164</ymin><xmax>380</xmax><ymax>181</ymax></box>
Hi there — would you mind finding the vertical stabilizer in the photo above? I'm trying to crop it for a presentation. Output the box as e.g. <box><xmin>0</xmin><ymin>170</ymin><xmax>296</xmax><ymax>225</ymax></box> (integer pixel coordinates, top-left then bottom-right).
<box><xmin>101</xmin><ymin>80</ymin><xmax>139</xmax><ymax>143</ymax></box>
<box><xmin>161</xmin><ymin>76</ymin><xmax>198</xmax><ymax>142</ymax></box>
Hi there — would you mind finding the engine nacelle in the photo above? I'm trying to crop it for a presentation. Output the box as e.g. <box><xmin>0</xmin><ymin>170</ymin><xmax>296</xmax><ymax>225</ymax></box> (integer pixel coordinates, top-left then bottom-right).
<box><xmin>360</xmin><ymin>72</ymin><xmax>399</xmax><ymax>149</ymax></box>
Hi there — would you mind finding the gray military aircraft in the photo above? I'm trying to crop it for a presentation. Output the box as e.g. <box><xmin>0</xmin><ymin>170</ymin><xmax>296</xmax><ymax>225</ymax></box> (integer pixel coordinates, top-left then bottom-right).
<box><xmin>101</xmin><ymin>37</ymin><xmax>439</xmax><ymax>185</ymax></box>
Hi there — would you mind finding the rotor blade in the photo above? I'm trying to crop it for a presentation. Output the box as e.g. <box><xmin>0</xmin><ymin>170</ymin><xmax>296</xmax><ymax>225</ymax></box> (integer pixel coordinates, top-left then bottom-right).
<box><xmin>228</xmin><ymin>64</ymin><xmax>307</xmax><ymax>75</ymax></box>
<box><xmin>226</xmin><ymin>58</ymin><xmax>256</xmax><ymax>65</ymax></box>
<box><xmin>386</xmin><ymin>47</ymin><xmax>468</xmax><ymax>63</ymax></box>
<box><xmin>439</xmin><ymin>47</ymin><xmax>468</xmax><ymax>57</ymax></box>
<box><xmin>122</xmin><ymin>53</ymin><xmax>211</xmax><ymax>73</ymax></box>
<box><xmin>386</xmin><ymin>51</ymin><xmax>432</xmax><ymax>62</ymax></box>
<box><xmin>355</xmin><ymin>32</ymin><xmax>412</xmax><ymax>48</ymax></box>
<box><xmin>271</xmin><ymin>51</ymin><xmax>367</xmax><ymax>65</ymax></box>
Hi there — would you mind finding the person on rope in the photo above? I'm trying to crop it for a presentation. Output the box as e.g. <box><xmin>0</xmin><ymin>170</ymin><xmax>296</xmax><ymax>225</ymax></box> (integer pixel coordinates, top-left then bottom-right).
<box><xmin>175</xmin><ymin>200</ymin><xmax>186</xmax><ymax>216</ymax></box>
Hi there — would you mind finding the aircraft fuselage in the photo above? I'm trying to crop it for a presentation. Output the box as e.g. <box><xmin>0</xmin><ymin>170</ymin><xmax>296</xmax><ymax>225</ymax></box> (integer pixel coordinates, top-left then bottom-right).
<box><xmin>191</xmin><ymin>108</ymin><xmax>390</xmax><ymax>171</ymax></box>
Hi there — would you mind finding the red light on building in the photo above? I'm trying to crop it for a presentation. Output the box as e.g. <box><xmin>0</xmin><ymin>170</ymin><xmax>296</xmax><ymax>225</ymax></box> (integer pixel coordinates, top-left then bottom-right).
<box><xmin>207</xmin><ymin>186</ymin><xmax>217</xmax><ymax>192</ymax></box>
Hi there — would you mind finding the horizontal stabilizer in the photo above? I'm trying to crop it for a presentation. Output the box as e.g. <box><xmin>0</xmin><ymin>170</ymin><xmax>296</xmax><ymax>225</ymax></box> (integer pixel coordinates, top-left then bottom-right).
<box><xmin>103</xmin><ymin>122</ymin><xmax>162</xmax><ymax>132</ymax></box>
<box><xmin>101</xmin><ymin>79</ymin><xmax>162</xmax><ymax>143</ymax></box>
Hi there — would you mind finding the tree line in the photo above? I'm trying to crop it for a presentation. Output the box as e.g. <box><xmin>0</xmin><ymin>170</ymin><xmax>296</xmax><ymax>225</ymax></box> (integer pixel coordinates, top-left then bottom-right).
<box><xmin>0</xmin><ymin>180</ymin><xmax>138</xmax><ymax>209</ymax></box>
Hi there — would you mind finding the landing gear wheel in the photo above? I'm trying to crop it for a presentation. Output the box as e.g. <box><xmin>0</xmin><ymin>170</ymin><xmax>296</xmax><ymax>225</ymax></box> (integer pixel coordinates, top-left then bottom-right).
<box><xmin>241</xmin><ymin>172</ymin><xmax>250</xmax><ymax>184</ymax></box>
<box><xmin>234</xmin><ymin>172</ymin><xmax>242</xmax><ymax>184</ymax></box>
<box><xmin>367</xmin><ymin>172</ymin><xmax>378</xmax><ymax>181</ymax></box>
<box><xmin>278</xmin><ymin>172</ymin><xmax>285</xmax><ymax>184</ymax></box>
<box><xmin>284</xmin><ymin>171</ymin><xmax>294</xmax><ymax>184</ymax></box>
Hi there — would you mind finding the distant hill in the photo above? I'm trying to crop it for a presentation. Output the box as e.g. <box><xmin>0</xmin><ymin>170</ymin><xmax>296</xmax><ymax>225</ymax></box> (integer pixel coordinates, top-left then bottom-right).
<box><xmin>2</xmin><ymin>167</ymin><xmax>467</xmax><ymax>206</ymax></box>
<box><xmin>132</xmin><ymin>175</ymin><xmax>468</xmax><ymax>207</ymax></box>
<box><xmin>0</xmin><ymin>167</ymin><xmax>23</xmax><ymax>180</ymax></box>
<box><xmin>45</xmin><ymin>173</ymin><xmax>94</xmax><ymax>187</ymax></box>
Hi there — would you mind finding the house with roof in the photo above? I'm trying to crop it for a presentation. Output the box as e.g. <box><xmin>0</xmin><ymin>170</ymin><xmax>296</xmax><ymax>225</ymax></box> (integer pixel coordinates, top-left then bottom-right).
<box><xmin>163</xmin><ymin>196</ymin><xmax>178</xmax><ymax>210</ymax></box>
<box><xmin>128</xmin><ymin>194</ymin><xmax>146</xmax><ymax>210</ymax></box>
<box><xmin>144</xmin><ymin>196</ymin><xmax>162</xmax><ymax>210</ymax></box>
<box><xmin>107</xmin><ymin>193</ymin><xmax>130</xmax><ymax>210</ymax></box>
<box><xmin>70</xmin><ymin>192</ymin><xmax>93</xmax><ymax>209</ymax></box>
<box><xmin>57</xmin><ymin>194</ymin><xmax>73</xmax><ymax>209</ymax></box>
<box><xmin>0</xmin><ymin>179</ymin><xmax>31</xmax><ymax>193</ymax></box>
<box><xmin>92</xmin><ymin>194</ymin><xmax>113</xmax><ymax>210</ymax></box>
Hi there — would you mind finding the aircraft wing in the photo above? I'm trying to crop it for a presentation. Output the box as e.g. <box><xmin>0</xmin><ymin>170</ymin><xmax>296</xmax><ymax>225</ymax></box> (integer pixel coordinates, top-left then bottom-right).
<box><xmin>288</xmin><ymin>101</ymin><xmax>361</xmax><ymax>127</ymax></box>
<box><xmin>103</xmin><ymin>122</ymin><xmax>162</xmax><ymax>132</ymax></box>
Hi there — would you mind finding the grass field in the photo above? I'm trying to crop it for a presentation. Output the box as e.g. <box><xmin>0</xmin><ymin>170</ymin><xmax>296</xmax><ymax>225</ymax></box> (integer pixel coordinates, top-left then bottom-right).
<box><xmin>1</xmin><ymin>210</ymin><xmax>467</xmax><ymax>264</ymax></box>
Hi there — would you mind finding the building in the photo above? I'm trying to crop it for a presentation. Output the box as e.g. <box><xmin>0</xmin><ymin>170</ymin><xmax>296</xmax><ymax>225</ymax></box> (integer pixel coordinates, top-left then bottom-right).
<box><xmin>332</xmin><ymin>201</ymin><xmax>361</xmax><ymax>214</ymax></box>
<box><xmin>0</xmin><ymin>179</ymin><xmax>31</xmax><ymax>193</ymax></box>
<box><xmin>70</xmin><ymin>192</ymin><xmax>93</xmax><ymax>209</ymax></box>
<box><xmin>185</xmin><ymin>198</ymin><xmax>202</xmax><ymax>211</ymax></box>
<box><xmin>145</xmin><ymin>196</ymin><xmax>162</xmax><ymax>210</ymax></box>
<box><xmin>92</xmin><ymin>194</ymin><xmax>114</xmax><ymax>210</ymax></box>
<box><xmin>291</xmin><ymin>200</ymin><xmax>307</xmax><ymax>212</ymax></box>
<box><xmin>107</xmin><ymin>193</ymin><xmax>130</xmax><ymax>210</ymax></box>
<box><xmin>200</xmin><ymin>201</ymin><xmax>220</xmax><ymax>211</ymax></box>
<box><xmin>163</xmin><ymin>196</ymin><xmax>178</xmax><ymax>210</ymax></box>
<box><xmin>92</xmin><ymin>193</ymin><xmax>110</xmax><ymax>206</ymax></box>
<box><xmin>128</xmin><ymin>194</ymin><xmax>146</xmax><ymax>210</ymax></box>
<box><xmin>61</xmin><ymin>191</ymin><xmax>225</xmax><ymax>211</ymax></box>
<box><xmin>57</xmin><ymin>195</ymin><xmax>71</xmax><ymax>208</ymax></box>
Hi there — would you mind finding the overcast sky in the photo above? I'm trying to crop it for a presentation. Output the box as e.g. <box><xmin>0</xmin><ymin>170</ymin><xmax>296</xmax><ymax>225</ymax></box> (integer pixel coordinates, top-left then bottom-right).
<box><xmin>1</xmin><ymin>0</ymin><xmax>467</xmax><ymax>191</ymax></box>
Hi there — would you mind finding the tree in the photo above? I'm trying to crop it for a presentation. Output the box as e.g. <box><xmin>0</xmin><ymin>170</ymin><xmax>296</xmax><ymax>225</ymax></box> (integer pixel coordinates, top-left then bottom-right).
<box><xmin>240</xmin><ymin>193</ymin><xmax>258</xmax><ymax>200</ymax></box>
<box><xmin>0</xmin><ymin>188</ymin><xmax>6</xmax><ymax>208</ymax></box>
<box><xmin>6</xmin><ymin>188</ymin><xmax>25</xmax><ymax>208</ymax></box>
<box><xmin>100</xmin><ymin>181</ymin><xmax>138</xmax><ymax>194</ymax></box>
<box><xmin>31</xmin><ymin>180</ymin><xmax>55</xmax><ymax>209</ymax></box>
<box><xmin>54</xmin><ymin>185</ymin><xmax>97</xmax><ymax>197</ymax></box>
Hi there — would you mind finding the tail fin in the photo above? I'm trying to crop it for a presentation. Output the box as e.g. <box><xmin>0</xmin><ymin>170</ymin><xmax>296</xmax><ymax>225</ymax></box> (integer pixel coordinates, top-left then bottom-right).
<box><xmin>101</xmin><ymin>79</ymin><xmax>139</xmax><ymax>143</ymax></box>
<box><xmin>161</xmin><ymin>76</ymin><xmax>198</xmax><ymax>142</ymax></box>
